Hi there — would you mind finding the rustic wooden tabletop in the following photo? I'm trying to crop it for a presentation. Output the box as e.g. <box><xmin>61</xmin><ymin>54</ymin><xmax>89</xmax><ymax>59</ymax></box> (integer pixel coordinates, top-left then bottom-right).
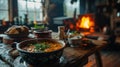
<box><xmin>0</xmin><ymin>33</ymin><xmax>107</xmax><ymax>67</ymax></box>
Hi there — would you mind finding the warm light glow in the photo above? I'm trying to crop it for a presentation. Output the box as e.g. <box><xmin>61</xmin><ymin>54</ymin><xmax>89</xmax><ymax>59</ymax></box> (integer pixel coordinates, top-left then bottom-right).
<box><xmin>69</xmin><ymin>23</ymin><xmax>74</xmax><ymax>30</ymax></box>
<box><xmin>67</xmin><ymin>14</ymin><xmax>95</xmax><ymax>32</ymax></box>
<box><xmin>33</xmin><ymin>20</ymin><xmax>38</xmax><ymax>28</ymax></box>
<box><xmin>81</xmin><ymin>16</ymin><xmax>89</xmax><ymax>28</ymax></box>
<box><xmin>89</xmin><ymin>27</ymin><xmax>95</xmax><ymax>32</ymax></box>
<box><xmin>76</xmin><ymin>16</ymin><xmax>94</xmax><ymax>30</ymax></box>
<box><xmin>34</xmin><ymin>20</ymin><xmax>37</xmax><ymax>24</ymax></box>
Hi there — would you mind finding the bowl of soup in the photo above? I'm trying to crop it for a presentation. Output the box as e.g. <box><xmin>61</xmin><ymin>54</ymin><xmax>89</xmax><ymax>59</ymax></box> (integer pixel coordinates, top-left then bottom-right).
<box><xmin>16</xmin><ymin>38</ymin><xmax>65</xmax><ymax>65</ymax></box>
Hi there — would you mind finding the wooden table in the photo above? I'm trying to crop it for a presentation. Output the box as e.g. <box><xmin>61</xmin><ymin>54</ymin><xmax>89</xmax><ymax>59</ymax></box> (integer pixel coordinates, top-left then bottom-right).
<box><xmin>0</xmin><ymin>33</ymin><xmax>107</xmax><ymax>67</ymax></box>
<box><xmin>63</xmin><ymin>40</ymin><xmax>107</xmax><ymax>67</ymax></box>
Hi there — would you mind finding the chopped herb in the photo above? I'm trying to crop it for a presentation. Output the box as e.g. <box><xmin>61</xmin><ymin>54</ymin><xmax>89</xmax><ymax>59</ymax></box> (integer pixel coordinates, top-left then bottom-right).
<box><xmin>34</xmin><ymin>42</ymin><xmax>49</xmax><ymax>52</ymax></box>
<box><xmin>36</xmin><ymin>25</ymin><xmax>45</xmax><ymax>29</ymax></box>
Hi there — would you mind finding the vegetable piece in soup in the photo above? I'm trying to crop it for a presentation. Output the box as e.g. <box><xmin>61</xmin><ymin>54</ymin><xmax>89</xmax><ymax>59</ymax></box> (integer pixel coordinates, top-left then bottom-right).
<box><xmin>22</xmin><ymin>42</ymin><xmax>62</xmax><ymax>52</ymax></box>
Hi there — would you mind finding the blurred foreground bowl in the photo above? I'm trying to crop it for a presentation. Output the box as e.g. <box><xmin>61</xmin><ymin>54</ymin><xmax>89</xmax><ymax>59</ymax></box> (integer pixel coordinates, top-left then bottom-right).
<box><xmin>16</xmin><ymin>38</ymin><xmax>65</xmax><ymax>65</ymax></box>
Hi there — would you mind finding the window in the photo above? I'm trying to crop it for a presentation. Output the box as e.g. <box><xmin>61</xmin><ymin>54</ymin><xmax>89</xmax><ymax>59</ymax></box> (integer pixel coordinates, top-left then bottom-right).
<box><xmin>64</xmin><ymin>0</ymin><xmax>80</xmax><ymax>17</ymax></box>
<box><xmin>0</xmin><ymin>0</ymin><xmax>8</xmax><ymax>21</ymax></box>
<box><xmin>18</xmin><ymin>0</ymin><xmax>43</xmax><ymax>23</ymax></box>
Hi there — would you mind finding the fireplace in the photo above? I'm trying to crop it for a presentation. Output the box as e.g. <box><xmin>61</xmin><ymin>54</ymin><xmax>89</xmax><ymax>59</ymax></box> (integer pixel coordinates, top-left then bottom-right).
<box><xmin>63</xmin><ymin>13</ymin><xmax>112</xmax><ymax>40</ymax></box>
<box><xmin>64</xmin><ymin>14</ymin><xmax>95</xmax><ymax>33</ymax></box>
<box><xmin>76</xmin><ymin>14</ymin><xmax>95</xmax><ymax>32</ymax></box>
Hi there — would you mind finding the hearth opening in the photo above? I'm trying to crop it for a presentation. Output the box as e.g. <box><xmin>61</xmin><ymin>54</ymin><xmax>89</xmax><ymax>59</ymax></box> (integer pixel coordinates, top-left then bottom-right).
<box><xmin>64</xmin><ymin>14</ymin><xmax>95</xmax><ymax>33</ymax></box>
<box><xmin>76</xmin><ymin>14</ymin><xmax>95</xmax><ymax>32</ymax></box>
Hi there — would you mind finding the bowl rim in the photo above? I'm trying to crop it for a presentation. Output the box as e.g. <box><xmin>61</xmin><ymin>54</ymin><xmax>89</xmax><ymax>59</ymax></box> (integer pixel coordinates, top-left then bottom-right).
<box><xmin>33</xmin><ymin>30</ymin><xmax>52</xmax><ymax>33</ymax></box>
<box><xmin>16</xmin><ymin>38</ymin><xmax>66</xmax><ymax>54</ymax></box>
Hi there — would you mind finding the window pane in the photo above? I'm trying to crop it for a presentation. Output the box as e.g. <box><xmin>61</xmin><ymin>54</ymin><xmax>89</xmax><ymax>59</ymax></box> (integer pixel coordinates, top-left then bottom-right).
<box><xmin>64</xmin><ymin>0</ymin><xmax>79</xmax><ymax>17</ymax></box>
<box><xmin>0</xmin><ymin>0</ymin><xmax>8</xmax><ymax>21</ymax></box>
<box><xmin>18</xmin><ymin>0</ymin><xmax>27</xmax><ymax>11</ymax></box>
<box><xmin>0</xmin><ymin>0</ymin><xmax>8</xmax><ymax>9</ymax></box>
<box><xmin>39</xmin><ymin>12</ymin><xmax>43</xmax><ymax>21</ymax></box>
<box><xmin>28</xmin><ymin>12</ymin><xmax>34</xmax><ymax>21</ymax></box>
<box><xmin>18</xmin><ymin>0</ymin><xmax>43</xmax><ymax>21</ymax></box>
<box><xmin>26</xmin><ymin>11</ymin><xmax>43</xmax><ymax>21</ymax></box>
<box><xmin>0</xmin><ymin>11</ymin><xmax>8</xmax><ymax>21</ymax></box>
<box><xmin>35</xmin><ymin>3</ymin><xmax>42</xmax><ymax>11</ymax></box>
<box><xmin>27</xmin><ymin>2</ymin><xmax>34</xmax><ymax>11</ymax></box>
<box><xmin>18</xmin><ymin>11</ymin><xmax>27</xmax><ymax>19</ymax></box>
<box><xmin>34</xmin><ymin>0</ymin><xmax>41</xmax><ymax>2</ymax></box>
<box><xmin>36</xmin><ymin>12</ymin><xmax>43</xmax><ymax>21</ymax></box>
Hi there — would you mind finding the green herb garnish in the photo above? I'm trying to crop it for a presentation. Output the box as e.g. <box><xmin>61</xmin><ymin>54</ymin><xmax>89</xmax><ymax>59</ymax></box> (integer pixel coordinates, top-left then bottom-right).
<box><xmin>34</xmin><ymin>42</ymin><xmax>49</xmax><ymax>52</ymax></box>
<box><xmin>35</xmin><ymin>25</ymin><xmax>45</xmax><ymax>29</ymax></box>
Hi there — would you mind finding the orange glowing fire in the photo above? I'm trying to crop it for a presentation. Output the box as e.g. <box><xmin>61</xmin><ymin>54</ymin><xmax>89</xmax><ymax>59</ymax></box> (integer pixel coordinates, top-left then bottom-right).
<box><xmin>75</xmin><ymin>16</ymin><xmax>95</xmax><ymax>32</ymax></box>
<box><xmin>69</xmin><ymin>23</ymin><xmax>74</xmax><ymax>30</ymax></box>
<box><xmin>76</xmin><ymin>16</ymin><xmax>94</xmax><ymax>29</ymax></box>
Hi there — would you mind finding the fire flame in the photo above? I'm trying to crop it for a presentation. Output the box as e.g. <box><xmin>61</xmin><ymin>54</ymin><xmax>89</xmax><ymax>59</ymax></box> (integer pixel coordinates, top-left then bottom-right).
<box><xmin>65</xmin><ymin>15</ymin><xmax>95</xmax><ymax>32</ymax></box>
<box><xmin>76</xmin><ymin>16</ymin><xmax>94</xmax><ymax>29</ymax></box>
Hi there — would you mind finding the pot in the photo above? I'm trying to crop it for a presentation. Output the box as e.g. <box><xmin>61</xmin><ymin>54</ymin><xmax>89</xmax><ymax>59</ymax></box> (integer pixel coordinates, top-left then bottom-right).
<box><xmin>16</xmin><ymin>38</ymin><xmax>65</xmax><ymax>65</ymax></box>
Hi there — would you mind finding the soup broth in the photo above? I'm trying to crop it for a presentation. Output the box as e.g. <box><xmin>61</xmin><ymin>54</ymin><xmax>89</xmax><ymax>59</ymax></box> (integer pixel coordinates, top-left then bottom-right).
<box><xmin>22</xmin><ymin>42</ymin><xmax>63</xmax><ymax>53</ymax></box>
